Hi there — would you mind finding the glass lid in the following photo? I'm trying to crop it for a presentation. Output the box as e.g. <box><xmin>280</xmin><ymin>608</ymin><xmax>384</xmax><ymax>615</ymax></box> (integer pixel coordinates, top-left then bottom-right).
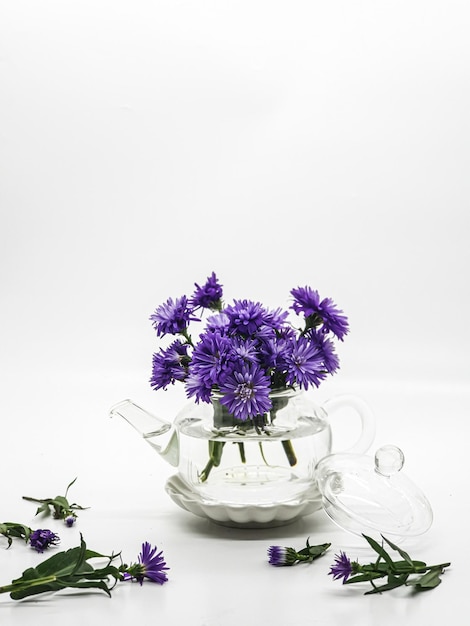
<box><xmin>315</xmin><ymin>445</ymin><xmax>433</xmax><ymax>540</ymax></box>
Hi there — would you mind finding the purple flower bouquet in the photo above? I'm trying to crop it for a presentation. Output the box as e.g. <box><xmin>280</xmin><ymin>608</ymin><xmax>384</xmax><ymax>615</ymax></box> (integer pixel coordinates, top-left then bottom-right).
<box><xmin>149</xmin><ymin>272</ymin><xmax>348</xmax><ymax>480</ymax></box>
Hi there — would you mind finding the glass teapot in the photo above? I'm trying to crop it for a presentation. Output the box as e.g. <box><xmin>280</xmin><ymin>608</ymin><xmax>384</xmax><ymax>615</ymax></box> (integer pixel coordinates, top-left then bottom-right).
<box><xmin>110</xmin><ymin>388</ymin><xmax>376</xmax><ymax>528</ymax></box>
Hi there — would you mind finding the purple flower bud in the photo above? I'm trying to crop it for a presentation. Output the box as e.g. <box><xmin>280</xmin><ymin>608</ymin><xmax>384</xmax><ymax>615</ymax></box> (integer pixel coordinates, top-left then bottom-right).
<box><xmin>268</xmin><ymin>545</ymin><xmax>299</xmax><ymax>566</ymax></box>
<box><xmin>329</xmin><ymin>551</ymin><xmax>353</xmax><ymax>583</ymax></box>
<box><xmin>29</xmin><ymin>529</ymin><xmax>60</xmax><ymax>552</ymax></box>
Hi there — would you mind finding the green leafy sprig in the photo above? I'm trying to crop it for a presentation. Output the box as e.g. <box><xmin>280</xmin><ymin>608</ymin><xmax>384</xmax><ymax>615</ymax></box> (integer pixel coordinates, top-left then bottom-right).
<box><xmin>340</xmin><ymin>535</ymin><xmax>451</xmax><ymax>594</ymax></box>
<box><xmin>0</xmin><ymin>534</ymin><xmax>122</xmax><ymax>600</ymax></box>
<box><xmin>295</xmin><ymin>539</ymin><xmax>331</xmax><ymax>564</ymax></box>
<box><xmin>22</xmin><ymin>478</ymin><xmax>88</xmax><ymax>524</ymax></box>
<box><xmin>0</xmin><ymin>523</ymin><xmax>33</xmax><ymax>548</ymax></box>
<box><xmin>268</xmin><ymin>538</ymin><xmax>331</xmax><ymax>566</ymax></box>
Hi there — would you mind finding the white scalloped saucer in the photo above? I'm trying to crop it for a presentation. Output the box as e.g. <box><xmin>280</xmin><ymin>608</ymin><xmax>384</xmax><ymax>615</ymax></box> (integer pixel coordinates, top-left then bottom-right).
<box><xmin>165</xmin><ymin>474</ymin><xmax>323</xmax><ymax>528</ymax></box>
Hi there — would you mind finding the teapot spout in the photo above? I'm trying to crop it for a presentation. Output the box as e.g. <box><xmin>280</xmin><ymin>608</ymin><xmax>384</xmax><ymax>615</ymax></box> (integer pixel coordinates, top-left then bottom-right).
<box><xmin>109</xmin><ymin>399</ymin><xmax>179</xmax><ymax>467</ymax></box>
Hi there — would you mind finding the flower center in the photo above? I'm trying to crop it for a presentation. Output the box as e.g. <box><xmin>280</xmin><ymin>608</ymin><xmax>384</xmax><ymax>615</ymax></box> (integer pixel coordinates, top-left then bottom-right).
<box><xmin>237</xmin><ymin>383</ymin><xmax>254</xmax><ymax>402</ymax></box>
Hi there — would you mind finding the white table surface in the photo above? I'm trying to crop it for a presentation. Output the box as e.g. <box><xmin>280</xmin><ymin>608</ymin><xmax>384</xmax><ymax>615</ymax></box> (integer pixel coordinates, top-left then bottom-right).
<box><xmin>0</xmin><ymin>368</ymin><xmax>466</xmax><ymax>626</ymax></box>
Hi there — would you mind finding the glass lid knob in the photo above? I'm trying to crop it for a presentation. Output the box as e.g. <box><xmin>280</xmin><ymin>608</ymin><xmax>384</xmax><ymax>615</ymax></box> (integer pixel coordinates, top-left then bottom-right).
<box><xmin>374</xmin><ymin>445</ymin><xmax>405</xmax><ymax>476</ymax></box>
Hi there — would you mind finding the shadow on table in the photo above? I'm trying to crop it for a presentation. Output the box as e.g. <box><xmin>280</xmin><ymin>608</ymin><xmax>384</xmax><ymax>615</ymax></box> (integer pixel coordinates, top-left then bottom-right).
<box><xmin>169</xmin><ymin>508</ymin><xmax>334</xmax><ymax>542</ymax></box>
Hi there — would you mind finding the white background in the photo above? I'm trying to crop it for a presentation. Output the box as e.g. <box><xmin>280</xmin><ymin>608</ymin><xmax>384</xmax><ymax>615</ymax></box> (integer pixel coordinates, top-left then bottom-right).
<box><xmin>1</xmin><ymin>2</ymin><xmax>469</xmax><ymax>624</ymax></box>
<box><xmin>1</xmin><ymin>0</ymin><xmax>469</xmax><ymax>383</ymax></box>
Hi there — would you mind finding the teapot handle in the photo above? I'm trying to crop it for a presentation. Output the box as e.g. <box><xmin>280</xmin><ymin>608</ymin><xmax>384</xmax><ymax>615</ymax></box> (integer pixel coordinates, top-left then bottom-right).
<box><xmin>321</xmin><ymin>394</ymin><xmax>375</xmax><ymax>455</ymax></box>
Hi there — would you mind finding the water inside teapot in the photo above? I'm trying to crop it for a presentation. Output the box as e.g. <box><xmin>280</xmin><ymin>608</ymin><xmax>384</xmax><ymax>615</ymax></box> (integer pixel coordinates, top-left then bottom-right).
<box><xmin>169</xmin><ymin>414</ymin><xmax>331</xmax><ymax>506</ymax></box>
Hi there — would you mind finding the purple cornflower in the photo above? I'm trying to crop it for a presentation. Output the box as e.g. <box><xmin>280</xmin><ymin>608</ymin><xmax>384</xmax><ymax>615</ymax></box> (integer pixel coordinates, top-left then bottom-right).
<box><xmin>316</xmin><ymin>297</ymin><xmax>350</xmax><ymax>340</ymax></box>
<box><xmin>123</xmin><ymin>542</ymin><xmax>169</xmax><ymax>585</ymax></box>
<box><xmin>284</xmin><ymin>336</ymin><xmax>327</xmax><ymax>389</ymax></box>
<box><xmin>205</xmin><ymin>312</ymin><xmax>230</xmax><ymax>332</ymax></box>
<box><xmin>29</xmin><ymin>529</ymin><xmax>60</xmax><ymax>553</ymax></box>
<box><xmin>290</xmin><ymin>285</ymin><xmax>321</xmax><ymax>317</ymax></box>
<box><xmin>259</xmin><ymin>335</ymin><xmax>289</xmax><ymax>370</ymax></box>
<box><xmin>290</xmin><ymin>286</ymin><xmax>349</xmax><ymax>340</ymax></box>
<box><xmin>219</xmin><ymin>363</ymin><xmax>272</xmax><ymax>420</ymax></box>
<box><xmin>230</xmin><ymin>337</ymin><xmax>260</xmax><ymax>365</ymax></box>
<box><xmin>150</xmin><ymin>341</ymin><xmax>189</xmax><ymax>391</ymax></box>
<box><xmin>224</xmin><ymin>299</ymin><xmax>268</xmax><ymax>336</ymax></box>
<box><xmin>150</xmin><ymin>296</ymin><xmax>197</xmax><ymax>337</ymax></box>
<box><xmin>64</xmin><ymin>515</ymin><xmax>76</xmax><ymax>527</ymax></box>
<box><xmin>187</xmin><ymin>331</ymin><xmax>232</xmax><ymax>390</ymax></box>
<box><xmin>184</xmin><ymin>371</ymin><xmax>212</xmax><ymax>403</ymax></box>
<box><xmin>261</xmin><ymin>306</ymin><xmax>290</xmax><ymax>329</ymax></box>
<box><xmin>307</xmin><ymin>329</ymin><xmax>340</xmax><ymax>374</ymax></box>
<box><xmin>190</xmin><ymin>272</ymin><xmax>223</xmax><ymax>310</ymax></box>
<box><xmin>268</xmin><ymin>545</ymin><xmax>299</xmax><ymax>566</ymax></box>
<box><xmin>329</xmin><ymin>551</ymin><xmax>353</xmax><ymax>583</ymax></box>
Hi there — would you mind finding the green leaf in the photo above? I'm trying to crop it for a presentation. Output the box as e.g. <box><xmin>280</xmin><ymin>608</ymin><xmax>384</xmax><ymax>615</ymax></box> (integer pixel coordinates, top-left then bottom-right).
<box><xmin>83</xmin><ymin>548</ymin><xmax>114</xmax><ymax>560</ymax></box>
<box><xmin>345</xmin><ymin>572</ymin><xmax>386</xmax><ymax>584</ymax></box>
<box><xmin>0</xmin><ymin>522</ymin><xmax>32</xmax><ymax>547</ymax></box>
<box><xmin>53</xmin><ymin>496</ymin><xmax>70</xmax><ymax>510</ymax></box>
<box><xmin>70</xmin><ymin>535</ymin><xmax>88</xmax><ymax>576</ymax></box>
<box><xmin>361</xmin><ymin>563</ymin><xmax>391</xmax><ymax>574</ymax></box>
<box><xmin>18</xmin><ymin>537</ymin><xmax>107</xmax><ymax>582</ymax></box>
<box><xmin>381</xmin><ymin>536</ymin><xmax>414</xmax><ymax>567</ymax></box>
<box><xmin>13</xmin><ymin>552</ymin><xmax>77</xmax><ymax>584</ymax></box>
<box><xmin>407</xmin><ymin>568</ymin><xmax>444</xmax><ymax>590</ymax></box>
<box><xmin>37</xmin><ymin>502</ymin><xmax>52</xmax><ymax>517</ymax></box>
<box><xmin>364</xmin><ymin>573</ymin><xmax>409</xmax><ymax>595</ymax></box>
<box><xmin>297</xmin><ymin>540</ymin><xmax>331</xmax><ymax>562</ymax></box>
<box><xmin>59</xmin><ymin>579</ymin><xmax>113</xmax><ymax>597</ymax></box>
<box><xmin>64</xmin><ymin>477</ymin><xmax>78</xmax><ymax>498</ymax></box>
<box><xmin>76</xmin><ymin>564</ymin><xmax>121</xmax><ymax>581</ymax></box>
<box><xmin>393</xmin><ymin>560</ymin><xmax>427</xmax><ymax>571</ymax></box>
<box><xmin>10</xmin><ymin>581</ymin><xmax>64</xmax><ymax>601</ymax></box>
<box><xmin>361</xmin><ymin>535</ymin><xmax>395</xmax><ymax>569</ymax></box>
<box><xmin>35</xmin><ymin>549</ymin><xmax>84</xmax><ymax>578</ymax></box>
<box><xmin>308</xmin><ymin>542</ymin><xmax>331</xmax><ymax>559</ymax></box>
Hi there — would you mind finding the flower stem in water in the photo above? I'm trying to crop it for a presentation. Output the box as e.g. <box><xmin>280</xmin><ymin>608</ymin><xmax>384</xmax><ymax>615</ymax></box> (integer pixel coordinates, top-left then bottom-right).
<box><xmin>282</xmin><ymin>440</ymin><xmax>297</xmax><ymax>466</ymax></box>
<box><xmin>199</xmin><ymin>441</ymin><xmax>225</xmax><ymax>482</ymax></box>
<box><xmin>237</xmin><ymin>442</ymin><xmax>246</xmax><ymax>463</ymax></box>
